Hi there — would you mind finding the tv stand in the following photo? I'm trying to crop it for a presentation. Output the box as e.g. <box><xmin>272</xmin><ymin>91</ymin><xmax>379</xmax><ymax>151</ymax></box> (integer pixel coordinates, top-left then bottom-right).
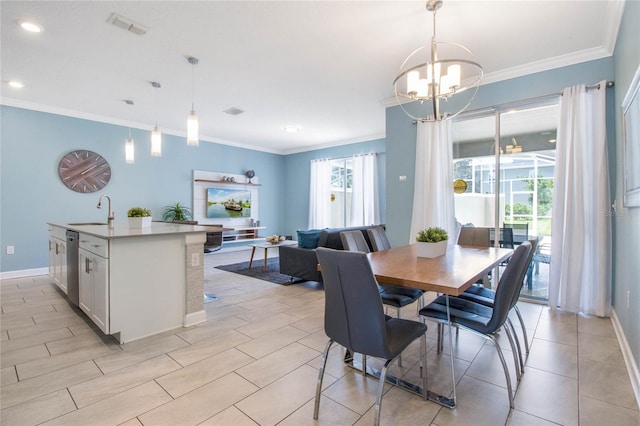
<box><xmin>222</xmin><ymin>226</ymin><xmax>266</xmax><ymax>243</ymax></box>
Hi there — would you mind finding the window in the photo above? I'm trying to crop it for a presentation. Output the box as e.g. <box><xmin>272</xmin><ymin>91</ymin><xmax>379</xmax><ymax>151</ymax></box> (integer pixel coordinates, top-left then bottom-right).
<box><xmin>309</xmin><ymin>154</ymin><xmax>379</xmax><ymax>229</ymax></box>
<box><xmin>329</xmin><ymin>158</ymin><xmax>353</xmax><ymax>228</ymax></box>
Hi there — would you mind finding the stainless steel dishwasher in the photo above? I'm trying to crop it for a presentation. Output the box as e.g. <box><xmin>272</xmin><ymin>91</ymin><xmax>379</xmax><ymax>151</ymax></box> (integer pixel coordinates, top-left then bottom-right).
<box><xmin>65</xmin><ymin>230</ymin><xmax>80</xmax><ymax>306</ymax></box>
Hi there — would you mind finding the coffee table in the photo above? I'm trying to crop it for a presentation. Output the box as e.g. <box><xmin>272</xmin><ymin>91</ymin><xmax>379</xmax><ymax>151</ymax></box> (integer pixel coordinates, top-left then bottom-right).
<box><xmin>248</xmin><ymin>240</ymin><xmax>297</xmax><ymax>271</ymax></box>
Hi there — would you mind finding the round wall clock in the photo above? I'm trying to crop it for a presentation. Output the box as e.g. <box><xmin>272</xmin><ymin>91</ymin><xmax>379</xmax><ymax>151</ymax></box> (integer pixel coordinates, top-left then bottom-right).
<box><xmin>58</xmin><ymin>150</ymin><xmax>111</xmax><ymax>193</ymax></box>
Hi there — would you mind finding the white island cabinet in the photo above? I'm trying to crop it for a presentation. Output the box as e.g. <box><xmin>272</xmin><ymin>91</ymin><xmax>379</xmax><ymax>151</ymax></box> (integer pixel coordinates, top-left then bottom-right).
<box><xmin>48</xmin><ymin>225</ymin><xmax>68</xmax><ymax>294</ymax></box>
<box><xmin>49</xmin><ymin>222</ymin><xmax>213</xmax><ymax>344</ymax></box>
<box><xmin>79</xmin><ymin>233</ymin><xmax>109</xmax><ymax>334</ymax></box>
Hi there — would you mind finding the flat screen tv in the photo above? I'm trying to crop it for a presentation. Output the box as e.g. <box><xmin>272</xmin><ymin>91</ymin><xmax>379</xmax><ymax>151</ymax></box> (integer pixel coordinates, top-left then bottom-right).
<box><xmin>206</xmin><ymin>188</ymin><xmax>252</xmax><ymax>218</ymax></box>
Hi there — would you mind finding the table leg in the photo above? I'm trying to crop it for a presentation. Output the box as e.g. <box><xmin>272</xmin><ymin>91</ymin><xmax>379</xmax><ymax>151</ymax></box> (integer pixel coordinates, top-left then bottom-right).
<box><xmin>248</xmin><ymin>247</ymin><xmax>256</xmax><ymax>269</ymax></box>
<box><xmin>345</xmin><ymin>353</ymin><xmax>454</xmax><ymax>408</ymax></box>
<box><xmin>263</xmin><ymin>248</ymin><xmax>268</xmax><ymax>271</ymax></box>
<box><xmin>444</xmin><ymin>294</ymin><xmax>457</xmax><ymax>407</ymax></box>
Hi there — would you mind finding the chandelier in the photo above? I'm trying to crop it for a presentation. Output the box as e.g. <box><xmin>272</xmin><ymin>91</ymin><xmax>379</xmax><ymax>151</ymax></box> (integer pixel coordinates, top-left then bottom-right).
<box><xmin>393</xmin><ymin>0</ymin><xmax>483</xmax><ymax>121</ymax></box>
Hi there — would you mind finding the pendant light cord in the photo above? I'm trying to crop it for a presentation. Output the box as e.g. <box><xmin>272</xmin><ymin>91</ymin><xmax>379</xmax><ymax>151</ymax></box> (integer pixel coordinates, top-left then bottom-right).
<box><xmin>191</xmin><ymin>63</ymin><xmax>195</xmax><ymax>111</ymax></box>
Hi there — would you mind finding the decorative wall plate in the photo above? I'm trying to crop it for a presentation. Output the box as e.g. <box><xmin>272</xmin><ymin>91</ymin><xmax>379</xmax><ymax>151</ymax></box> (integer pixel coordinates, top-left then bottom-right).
<box><xmin>58</xmin><ymin>150</ymin><xmax>111</xmax><ymax>193</ymax></box>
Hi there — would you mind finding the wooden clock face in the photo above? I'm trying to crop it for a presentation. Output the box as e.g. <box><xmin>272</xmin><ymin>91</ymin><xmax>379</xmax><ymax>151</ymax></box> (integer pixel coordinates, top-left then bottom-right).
<box><xmin>58</xmin><ymin>150</ymin><xmax>111</xmax><ymax>193</ymax></box>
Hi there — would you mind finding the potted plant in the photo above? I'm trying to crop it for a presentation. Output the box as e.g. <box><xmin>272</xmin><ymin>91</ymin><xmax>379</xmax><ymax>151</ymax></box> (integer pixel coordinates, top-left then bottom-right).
<box><xmin>127</xmin><ymin>206</ymin><xmax>152</xmax><ymax>228</ymax></box>
<box><xmin>415</xmin><ymin>227</ymin><xmax>449</xmax><ymax>258</ymax></box>
<box><xmin>162</xmin><ymin>202</ymin><xmax>193</xmax><ymax>223</ymax></box>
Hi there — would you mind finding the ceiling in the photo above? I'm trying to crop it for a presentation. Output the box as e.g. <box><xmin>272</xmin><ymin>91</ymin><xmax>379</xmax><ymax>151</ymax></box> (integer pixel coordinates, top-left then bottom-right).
<box><xmin>0</xmin><ymin>1</ymin><xmax>624</xmax><ymax>154</ymax></box>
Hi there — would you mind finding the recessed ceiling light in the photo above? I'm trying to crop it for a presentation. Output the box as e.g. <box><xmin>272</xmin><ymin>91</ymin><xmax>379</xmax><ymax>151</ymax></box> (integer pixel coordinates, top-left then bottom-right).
<box><xmin>18</xmin><ymin>20</ymin><xmax>43</xmax><ymax>33</ymax></box>
<box><xmin>548</xmin><ymin>139</ymin><xmax>557</xmax><ymax>144</ymax></box>
<box><xmin>8</xmin><ymin>80</ymin><xmax>24</xmax><ymax>89</ymax></box>
<box><xmin>283</xmin><ymin>126</ymin><xmax>299</xmax><ymax>133</ymax></box>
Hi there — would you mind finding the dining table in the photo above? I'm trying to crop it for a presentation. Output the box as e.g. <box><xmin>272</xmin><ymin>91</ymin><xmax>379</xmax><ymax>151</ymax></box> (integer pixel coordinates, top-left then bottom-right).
<box><xmin>360</xmin><ymin>243</ymin><xmax>513</xmax><ymax>408</ymax></box>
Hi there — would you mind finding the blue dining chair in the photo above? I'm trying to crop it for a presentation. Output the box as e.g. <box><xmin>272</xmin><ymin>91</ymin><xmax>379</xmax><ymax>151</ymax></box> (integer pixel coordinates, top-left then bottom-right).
<box><xmin>418</xmin><ymin>241</ymin><xmax>532</xmax><ymax>408</ymax></box>
<box><xmin>314</xmin><ymin>247</ymin><xmax>428</xmax><ymax>426</ymax></box>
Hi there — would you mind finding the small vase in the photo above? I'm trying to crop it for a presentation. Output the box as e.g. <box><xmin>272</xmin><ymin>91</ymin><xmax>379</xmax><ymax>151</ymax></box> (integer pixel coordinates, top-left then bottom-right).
<box><xmin>416</xmin><ymin>240</ymin><xmax>447</xmax><ymax>258</ymax></box>
<box><xmin>128</xmin><ymin>217</ymin><xmax>152</xmax><ymax>228</ymax></box>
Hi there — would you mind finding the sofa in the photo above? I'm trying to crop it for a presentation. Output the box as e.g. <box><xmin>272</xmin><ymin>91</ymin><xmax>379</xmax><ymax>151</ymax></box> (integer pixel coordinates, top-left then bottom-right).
<box><xmin>279</xmin><ymin>225</ymin><xmax>382</xmax><ymax>282</ymax></box>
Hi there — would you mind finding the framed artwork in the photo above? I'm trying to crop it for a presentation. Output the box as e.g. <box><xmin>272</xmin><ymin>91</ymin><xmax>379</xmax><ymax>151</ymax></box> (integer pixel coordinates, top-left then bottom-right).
<box><xmin>622</xmin><ymin>65</ymin><xmax>640</xmax><ymax>207</ymax></box>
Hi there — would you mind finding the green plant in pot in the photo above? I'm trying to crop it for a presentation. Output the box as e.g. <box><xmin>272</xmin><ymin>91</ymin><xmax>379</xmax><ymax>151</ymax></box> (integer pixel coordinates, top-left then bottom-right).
<box><xmin>415</xmin><ymin>226</ymin><xmax>448</xmax><ymax>258</ymax></box>
<box><xmin>162</xmin><ymin>202</ymin><xmax>193</xmax><ymax>222</ymax></box>
<box><xmin>127</xmin><ymin>207</ymin><xmax>152</xmax><ymax>228</ymax></box>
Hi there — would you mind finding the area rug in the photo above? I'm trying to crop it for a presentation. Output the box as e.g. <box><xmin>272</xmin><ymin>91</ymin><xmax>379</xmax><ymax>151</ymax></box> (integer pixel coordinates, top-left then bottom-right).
<box><xmin>215</xmin><ymin>257</ymin><xmax>301</xmax><ymax>285</ymax></box>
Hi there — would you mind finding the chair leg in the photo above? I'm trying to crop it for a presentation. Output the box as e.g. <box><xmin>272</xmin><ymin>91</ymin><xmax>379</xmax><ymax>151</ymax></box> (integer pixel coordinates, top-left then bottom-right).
<box><xmin>421</xmin><ymin>333</ymin><xmax>428</xmax><ymax>400</ymax></box>
<box><xmin>503</xmin><ymin>325</ymin><xmax>522</xmax><ymax>382</ymax></box>
<box><xmin>374</xmin><ymin>358</ymin><xmax>393</xmax><ymax>426</ymax></box>
<box><xmin>313</xmin><ymin>339</ymin><xmax>333</xmax><ymax>420</ymax></box>
<box><xmin>514</xmin><ymin>305</ymin><xmax>530</xmax><ymax>356</ymax></box>
<box><xmin>362</xmin><ymin>354</ymin><xmax>367</xmax><ymax>377</ymax></box>
<box><xmin>397</xmin><ymin>307</ymin><xmax>403</xmax><ymax>368</ymax></box>
<box><xmin>489</xmin><ymin>335</ymin><xmax>515</xmax><ymax>409</ymax></box>
<box><xmin>506</xmin><ymin>318</ymin><xmax>524</xmax><ymax>378</ymax></box>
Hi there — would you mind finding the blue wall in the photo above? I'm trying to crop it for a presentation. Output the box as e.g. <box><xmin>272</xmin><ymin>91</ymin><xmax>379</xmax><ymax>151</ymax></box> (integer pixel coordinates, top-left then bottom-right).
<box><xmin>385</xmin><ymin>57</ymin><xmax>616</xmax><ymax>247</ymax></box>
<box><xmin>0</xmin><ymin>106</ymin><xmax>386</xmax><ymax>273</ymax></box>
<box><xmin>612</xmin><ymin>0</ymin><xmax>640</xmax><ymax>372</ymax></box>
<box><xmin>282</xmin><ymin>139</ymin><xmax>387</xmax><ymax>239</ymax></box>
<box><xmin>0</xmin><ymin>106</ymin><xmax>286</xmax><ymax>272</ymax></box>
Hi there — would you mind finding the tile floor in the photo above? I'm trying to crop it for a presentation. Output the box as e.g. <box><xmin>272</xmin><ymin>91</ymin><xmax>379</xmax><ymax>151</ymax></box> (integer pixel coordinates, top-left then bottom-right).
<box><xmin>1</xmin><ymin>247</ymin><xmax>638</xmax><ymax>425</ymax></box>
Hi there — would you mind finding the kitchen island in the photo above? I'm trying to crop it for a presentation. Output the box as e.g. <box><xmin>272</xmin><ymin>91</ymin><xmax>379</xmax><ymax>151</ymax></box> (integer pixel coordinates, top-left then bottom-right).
<box><xmin>48</xmin><ymin>221</ymin><xmax>219</xmax><ymax>344</ymax></box>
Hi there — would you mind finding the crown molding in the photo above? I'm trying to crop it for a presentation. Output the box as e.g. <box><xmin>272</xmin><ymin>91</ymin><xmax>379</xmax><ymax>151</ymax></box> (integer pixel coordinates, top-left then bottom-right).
<box><xmin>602</xmin><ymin>0</ymin><xmax>626</xmax><ymax>53</ymax></box>
<box><xmin>0</xmin><ymin>97</ymin><xmax>285</xmax><ymax>155</ymax></box>
<box><xmin>481</xmin><ymin>46</ymin><xmax>614</xmax><ymax>86</ymax></box>
<box><xmin>280</xmin><ymin>132</ymin><xmax>386</xmax><ymax>155</ymax></box>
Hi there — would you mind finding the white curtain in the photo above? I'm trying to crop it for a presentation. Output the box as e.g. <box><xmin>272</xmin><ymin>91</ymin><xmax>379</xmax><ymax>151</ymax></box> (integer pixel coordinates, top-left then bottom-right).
<box><xmin>410</xmin><ymin>120</ymin><xmax>456</xmax><ymax>242</ymax></box>
<box><xmin>308</xmin><ymin>158</ymin><xmax>332</xmax><ymax>229</ymax></box>
<box><xmin>351</xmin><ymin>153</ymin><xmax>380</xmax><ymax>226</ymax></box>
<box><xmin>549</xmin><ymin>81</ymin><xmax>611</xmax><ymax>317</ymax></box>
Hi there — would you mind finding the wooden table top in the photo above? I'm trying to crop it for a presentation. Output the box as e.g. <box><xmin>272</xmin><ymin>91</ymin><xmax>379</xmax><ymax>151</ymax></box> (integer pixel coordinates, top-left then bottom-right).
<box><xmin>367</xmin><ymin>244</ymin><xmax>513</xmax><ymax>296</ymax></box>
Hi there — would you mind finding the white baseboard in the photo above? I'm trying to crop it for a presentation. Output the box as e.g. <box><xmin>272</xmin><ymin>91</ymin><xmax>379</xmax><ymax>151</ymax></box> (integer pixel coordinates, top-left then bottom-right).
<box><xmin>0</xmin><ymin>268</ymin><xmax>48</xmax><ymax>280</ymax></box>
<box><xmin>611</xmin><ymin>308</ymin><xmax>640</xmax><ymax>407</ymax></box>
<box><xmin>183</xmin><ymin>310</ymin><xmax>207</xmax><ymax>327</ymax></box>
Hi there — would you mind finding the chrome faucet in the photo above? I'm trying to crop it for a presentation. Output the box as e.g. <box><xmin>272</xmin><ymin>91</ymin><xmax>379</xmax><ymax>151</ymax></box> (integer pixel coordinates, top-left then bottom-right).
<box><xmin>97</xmin><ymin>194</ymin><xmax>114</xmax><ymax>226</ymax></box>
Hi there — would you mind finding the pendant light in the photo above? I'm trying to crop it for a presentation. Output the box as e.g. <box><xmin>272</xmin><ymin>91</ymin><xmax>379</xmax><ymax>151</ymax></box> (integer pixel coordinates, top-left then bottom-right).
<box><xmin>150</xmin><ymin>81</ymin><xmax>162</xmax><ymax>156</ymax></box>
<box><xmin>186</xmin><ymin>56</ymin><xmax>199</xmax><ymax>147</ymax></box>
<box><xmin>393</xmin><ymin>0</ymin><xmax>483</xmax><ymax>121</ymax></box>
<box><xmin>124</xmin><ymin>99</ymin><xmax>135</xmax><ymax>164</ymax></box>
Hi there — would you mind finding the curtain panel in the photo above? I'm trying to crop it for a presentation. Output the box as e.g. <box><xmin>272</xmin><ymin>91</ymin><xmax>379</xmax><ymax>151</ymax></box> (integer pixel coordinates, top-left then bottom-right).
<box><xmin>410</xmin><ymin>120</ymin><xmax>456</xmax><ymax>243</ymax></box>
<box><xmin>549</xmin><ymin>81</ymin><xmax>611</xmax><ymax>317</ymax></box>
<box><xmin>308</xmin><ymin>159</ymin><xmax>332</xmax><ymax>229</ymax></box>
<box><xmin>351</xmin><ymin>153</ymin><xmax>380</xmax><ymax>226</ymax></box>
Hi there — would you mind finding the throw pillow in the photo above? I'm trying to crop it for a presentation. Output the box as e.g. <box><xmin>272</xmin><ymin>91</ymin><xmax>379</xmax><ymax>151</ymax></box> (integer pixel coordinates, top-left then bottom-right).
<box><xmin>297</xmin><ymin>229</ymin><xmax>323</xmax><ymax>249</ymax></box>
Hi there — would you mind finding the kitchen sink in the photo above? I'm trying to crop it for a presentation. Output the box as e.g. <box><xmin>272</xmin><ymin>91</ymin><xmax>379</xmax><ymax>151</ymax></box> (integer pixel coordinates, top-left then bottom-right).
<box><xmin>67</xmin><ymin>222</ymin><xmax>107</xmax><ymax>226</ymax></box>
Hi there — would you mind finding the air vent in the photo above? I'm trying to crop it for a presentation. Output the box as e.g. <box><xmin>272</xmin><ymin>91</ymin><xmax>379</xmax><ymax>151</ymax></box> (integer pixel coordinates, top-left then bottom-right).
<box><xmin>223</xmin><ymin>107</ymin><xmax>244</xmax><ymax>116</ymax></box>
<box><xmin>107</xmin><ymin>13</ymin><xmax>149</xmax><ymax>36</ymax></box>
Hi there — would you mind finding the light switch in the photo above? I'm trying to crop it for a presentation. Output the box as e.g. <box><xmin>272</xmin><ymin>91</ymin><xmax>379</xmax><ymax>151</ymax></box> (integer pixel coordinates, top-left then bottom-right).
<box><xmin>399</xmin><ymin>176</ymin><xmax>407</xmax><ymax>181</ymax></box>
<box><xmin>6</xmin><ymin>245</ymin><xmax>15</xmax><ymax>255</ymax></box>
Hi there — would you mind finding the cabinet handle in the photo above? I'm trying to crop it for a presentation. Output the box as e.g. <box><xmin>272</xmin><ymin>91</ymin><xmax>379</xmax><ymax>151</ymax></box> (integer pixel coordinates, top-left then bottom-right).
<box><xmin>55</xmin><ymin>243</ymin><xmax>60</xmax><ymax>255</ymax></box>
<box><xmin>85</xmin><ymin>257</ymin><xmax>93</xmax><ymax>273</ymax></box>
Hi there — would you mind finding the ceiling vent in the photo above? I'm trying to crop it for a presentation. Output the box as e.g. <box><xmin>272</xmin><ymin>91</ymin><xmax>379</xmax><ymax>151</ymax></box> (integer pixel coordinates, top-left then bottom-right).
<box><xmin>224</xmin><ymin>107</ymin><xmax>244</xmax><ymax>116</ymax></box>
<box><xmin>107</xmin><ymin>13</ymin><xmax>149</xmax><ymax>36</ymax></box>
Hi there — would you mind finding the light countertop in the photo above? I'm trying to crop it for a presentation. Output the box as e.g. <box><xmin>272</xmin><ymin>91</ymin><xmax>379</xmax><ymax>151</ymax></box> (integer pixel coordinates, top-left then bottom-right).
<box><xmin>49</xmin><ymin>222</ymin><xmax>226</xmax><ymax>239</ymax></box>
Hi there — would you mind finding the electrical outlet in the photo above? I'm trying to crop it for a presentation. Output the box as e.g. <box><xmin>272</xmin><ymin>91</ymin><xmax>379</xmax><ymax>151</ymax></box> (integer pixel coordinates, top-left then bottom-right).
<box><xmin>191</xmin><ymin>252</ymin><xmax>200</xmax><ymax>267</ymax></box>
<box><xmin>6</xmin><ymin>245</ymin><xmax>14</xmax><ymax>255</ymax></box>
<box><xmin>399</xmin><ymin>175</ymin><xmax>407</xmax><ymax>181</ymax></box>
<box><xmin>627</xmin><ymin>290</ymin><xmax>631</xmax><ymax>309</ymax></box>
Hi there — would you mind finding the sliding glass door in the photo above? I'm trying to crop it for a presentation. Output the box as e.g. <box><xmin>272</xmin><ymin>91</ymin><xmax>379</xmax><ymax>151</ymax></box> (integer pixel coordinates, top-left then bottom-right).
<box><xmin>452</xmin><ymin>103</ymin><xmax>558</xmax><ymax>300</ymax></box>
